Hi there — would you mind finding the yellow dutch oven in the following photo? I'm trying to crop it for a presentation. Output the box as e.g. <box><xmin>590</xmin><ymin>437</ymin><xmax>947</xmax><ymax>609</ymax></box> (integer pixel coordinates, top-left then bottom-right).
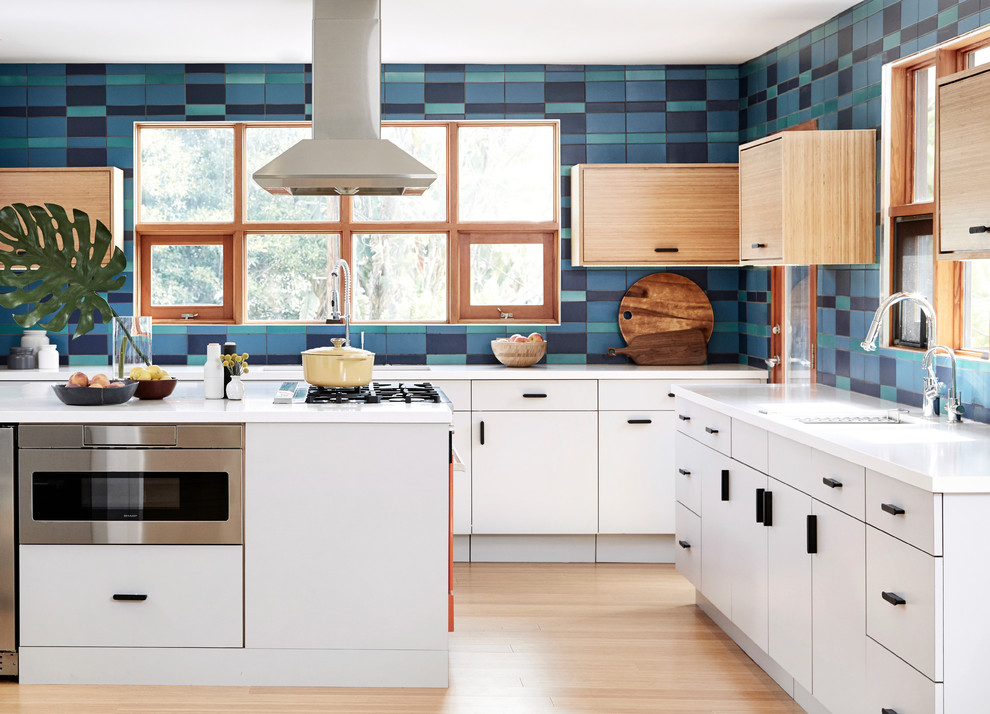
<box><xmin>301</xmin><ymin>338</ymin><xmax>375</xmax><ymax>387</ymax></box>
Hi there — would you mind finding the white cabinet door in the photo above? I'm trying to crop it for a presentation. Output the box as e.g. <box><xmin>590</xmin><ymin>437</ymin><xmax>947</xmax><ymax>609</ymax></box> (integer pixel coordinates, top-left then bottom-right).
<box><xmin>598</xmin><ymin>411</ymin><xmax>675</xmax><ymax>534</ymax></box>
<box><xmin>766</xmin><ymin>478</ymin><xmax>813</xmax><ymax>692</ymax></box>
<box><xmin>700</xmin><ymin>446</ymin><xmax>733</xmax><ymax>617</ymax></box>
<box><xmin>451</xmin><ymin>411</ymin><xmax>472</xmax><ymax>534</ymax></box>
<box><xmin>729</xmin><ymin>461</ymin><xmax>769</xmax><ymax>652</ymax></box>
<box><xmin>812</xmin><ymin>501</ymin><xmax>867</xmax><ymax>714</ymax></box>
<box><xmin>472</xmin><ymin>411</ymin><xmax>598</xmax><ymax>534</ymax></box>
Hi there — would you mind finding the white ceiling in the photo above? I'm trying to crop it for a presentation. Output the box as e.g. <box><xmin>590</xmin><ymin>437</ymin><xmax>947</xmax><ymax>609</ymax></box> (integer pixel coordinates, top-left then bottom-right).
<box><xmin>0</xmin><ymin>0</ymin><xmax>856</xmax><ymax>65</ymax></box>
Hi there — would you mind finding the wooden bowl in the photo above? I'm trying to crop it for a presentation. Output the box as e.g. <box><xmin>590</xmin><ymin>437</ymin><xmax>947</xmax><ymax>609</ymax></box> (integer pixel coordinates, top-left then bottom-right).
<box><xmin>491</xmin><ymin>340</ymin><xmax>547</xmax><ymax>367</ymax></box>
<box><xmin>134</xmin><ymin>377</ymin><xmax>178</xmax><ymax>400</ymax></box>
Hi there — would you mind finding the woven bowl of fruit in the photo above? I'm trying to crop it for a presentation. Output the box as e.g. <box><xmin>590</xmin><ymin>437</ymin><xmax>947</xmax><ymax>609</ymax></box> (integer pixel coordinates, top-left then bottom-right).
<box><xmin>491</xmin><ymin>333</ymin><xmax>546</xmax><ymax>367</ymax></box>
<box><xmin>129</xmin><ymin>364</ymin><xmax>177</xmax><ymax>400</ymax></box>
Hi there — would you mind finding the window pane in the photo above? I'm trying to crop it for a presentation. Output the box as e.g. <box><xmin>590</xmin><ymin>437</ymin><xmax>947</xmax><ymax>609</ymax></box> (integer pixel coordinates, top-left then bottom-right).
<box><xmin>967</xmin><ymin>46</ymin><xmax>990</xmax><ymax>68</ymax></box>
<box><xmin>246</xmin><ymin>234</ymin><xmax>339</xmax><ymax>321</ymax></box>
<box><xmin>470</xmin><ymin>243</ymin><xmax>544</xmax><ymax>305</ymax></box>
<box><xmin>964</xmin><ymin>261</ymin><xmax>990</xmax><ymax>352</ymax></box>
<box><xmin>351</xmin><ymin>125</ymin><xmax>447</xmax><ymax>222</ymax></box>
<box><xmin>458</xmin><ymin>125</ymin><xmax>555</xmax><ymax>222</ymax></box>
<box><xmin>352</xmin><ymin>234</ymin><xmax>446</xmax><ymax>321</ymax></box>
<box><xmin>913</xmin><ymin>66</ymin><xmax>936</xmax><ymax>203</ymax></box>
<box><xmin>245</xmin><ymin>127</ymin><xmax>340</xmax><ymax>221</ymax></box>
<box><xmin>150</xmin><ymin>244</ymin><xmax>224</xmax><ymax>306</ymax></box>
<box><xmin>140</xmin><ymin>128</ymin><xmax>234</xmax><ymax>222</ymax></box>
<box><xmin>892</xmin><ymin>217</ymin><xmax>934</xmax><ymax>347</ymax></box>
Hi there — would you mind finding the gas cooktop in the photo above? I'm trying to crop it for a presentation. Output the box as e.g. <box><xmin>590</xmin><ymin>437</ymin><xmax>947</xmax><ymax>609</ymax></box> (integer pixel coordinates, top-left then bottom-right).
<box><xmin>274</xmin><ymin>381</ymin><xmax>445</xmax><ymax>405</ymax></box>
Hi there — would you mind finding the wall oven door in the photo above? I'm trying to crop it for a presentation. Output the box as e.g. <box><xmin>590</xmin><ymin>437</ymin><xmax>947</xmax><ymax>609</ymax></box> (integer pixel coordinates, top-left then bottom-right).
<box><xmin>19</xmin><ymin>425</ymin><xmax>242</xmax><ymax>545</ymax></box>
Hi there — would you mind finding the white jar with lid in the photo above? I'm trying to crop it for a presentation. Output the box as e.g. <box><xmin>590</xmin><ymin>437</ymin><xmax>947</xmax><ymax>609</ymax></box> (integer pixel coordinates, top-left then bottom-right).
<box><xmin>21</xmin><ymin>329</ymin><xmax>49</xmax><ymax>355</ymax></box>
<box><xmin>204</xmin><ymin>343</ymin><xmax>224</xmax><ymax>399</ymax></box>
<box><xmin>37</xmin><ymin>344</ymin><xmax>59</xmax><ymax>371</ymax></box>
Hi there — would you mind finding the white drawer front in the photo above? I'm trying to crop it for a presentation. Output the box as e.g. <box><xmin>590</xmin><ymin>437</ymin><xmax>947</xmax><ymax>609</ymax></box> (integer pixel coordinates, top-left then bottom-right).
<box><xmin>674</xmin><ymin>431</ymin><xmax>705</xmax><ymax>515</ymax></box>
<box><xmin>867</xmin><ymin>469</ymin><xmax>942</xmax><ymax>555</ymax></box>
<box><xmin>866</xmin><ymin>528</ymin><xmax>943</xmax><ymax>682</ymax></box>
<box><xmin>866</xmin><ymin>636</ymin><xmax>943</xmax><ymax>714</ymax></box>
<box><xmin>598</xmin><ymin>380</ymin><xmax>677</xmax><ymax>411</ymax></box>
<box><xmin>472</xmin><ymin>380</ymin><xmax>597</xmax><ymax>411</ymax></box>
<box><xmin>768</xmin><ymin>433</ymin><xmax>812</xmax><ymax>494</ymax></box>
<box><xmin>20</xmin><ymin>545</ymin><xmax>243</xmax><ymax>648</ymax></box>
<box><xmin>675</xmin><ymin>502</ymin><xmax>702</xmax><ymax>590</ymax></box>
<box><xmin>673</xmin><ymin>398</ymin><xmax>731</xmax><ymax>455</ymax></box>
<box><xmin>430</xmin><ymin>379</ymin><xmax>471</xmax><ymax>410</ymax></box>
<box><xmin>810</xmin><ymin>449</ymin><xmax>865</xmax><ymax>520</ymax></box>
<box><xmin>731</xmin><ymin>419</ymin><xmax>767</xmax><ymax>473</ymax></box>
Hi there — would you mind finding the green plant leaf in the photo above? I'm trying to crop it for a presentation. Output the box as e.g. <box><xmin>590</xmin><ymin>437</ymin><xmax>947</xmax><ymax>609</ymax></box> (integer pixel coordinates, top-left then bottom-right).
<box><xmin>0</xmin><ymin>203</ymin><xmax>126</xmax><ymax>338</ymax></box>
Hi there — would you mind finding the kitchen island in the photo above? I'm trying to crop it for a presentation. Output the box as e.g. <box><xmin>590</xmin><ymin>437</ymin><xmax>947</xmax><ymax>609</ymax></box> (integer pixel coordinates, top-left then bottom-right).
<box><xmin>3</xmin><ymin>381</ymin><xmax>452</xmax><ymax>687</ymax></box>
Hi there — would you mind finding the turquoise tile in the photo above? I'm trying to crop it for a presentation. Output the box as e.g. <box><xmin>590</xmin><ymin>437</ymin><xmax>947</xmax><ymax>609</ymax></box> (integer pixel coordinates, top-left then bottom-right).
<box><xmin>546</xmin><ymin>353</ymin><xmax>586</xmax><ymax>365</ymax></box>
<box><xmin>267</xmin><ymin>325</ymin><xmax>305</xmax><ymax>333</ymax></box>
<box><xmin>386</xmin><ymin>325</ymin><xmax>427</xmax><ymax>333</ymax></box>
<box><xmin>426</xmin><ymin>353</ymin><xmax>466</xmax><ymax>365</ymax></box>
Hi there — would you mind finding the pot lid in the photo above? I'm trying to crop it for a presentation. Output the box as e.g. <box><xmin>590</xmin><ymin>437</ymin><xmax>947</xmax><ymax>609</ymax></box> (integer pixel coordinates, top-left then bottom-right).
<box><xmin>303</xmin><ymin>337</ymin><xmax>375</xmax><ymax>359</ymax></box>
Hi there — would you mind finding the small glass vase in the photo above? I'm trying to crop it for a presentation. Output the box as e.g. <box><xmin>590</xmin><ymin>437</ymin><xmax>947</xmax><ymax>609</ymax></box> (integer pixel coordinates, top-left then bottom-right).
<box><xmin>225</xmin><ymin>375</ymin><xmax>245</xmax><ymax>400</ymax></box>
<box><xmin>111</xmin><ymin>316</ymin><xmax>152</xmax><ymax>380</ymax></box>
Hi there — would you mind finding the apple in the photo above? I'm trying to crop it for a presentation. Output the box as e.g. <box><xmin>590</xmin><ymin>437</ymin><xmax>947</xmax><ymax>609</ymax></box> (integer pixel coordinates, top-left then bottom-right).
<box><xmin>107</xmin><ymin>382</ymin><xmax>125</xmax><ymax>388</ymax></box>
<box><xmin>527</xmin><ymin>332</ymin><xmax>544</xmax><ymax>342</ymax></box>
<box><xmin>495</xmin><ymin>338</ymin><xmax>509</xmax><ymax>343</ymax></box>
<box><xmin>508</xmin><ymin>334</ymin><xmax>528</xmax><ymax>343</ymax></box>
<box><xmin>89</xmin><ymin>373</ymin><xmax>110</xmax><ymax>388</ymax></box>
<box><xmin>66</xmin><ymin>371</ymin><xmax>89</xmax><ymax>387</ymax></box>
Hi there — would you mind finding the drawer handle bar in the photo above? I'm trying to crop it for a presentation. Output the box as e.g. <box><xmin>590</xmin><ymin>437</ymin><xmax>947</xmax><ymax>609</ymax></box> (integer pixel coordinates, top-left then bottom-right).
<box><xmin>881</xmin><ymin>503</ymin><xmax>906</xmax><ymax>516</ymax></box>
<box><xmin>969</xmin><ymin>225</ymin><xmax>988</xmax><ymax>234</ymax></box>
<box><xmin>822</xmin><ymin>477</ymin><xmax>843</xmax><ymax>489</ymax></box>
<box><xmin>479</xmin><ymin>420</ymin><xmax>485</xmax><ymax>445</ymax></box>
<box><xmin>881</xmin><ymin>709</ymin><xmax>900</xmax><ymax>714</ymax></box>
<box><xmin>654</xmin><ymin>247</ymin><xmax>679</xmax><ymax>253</ymax></box>
<box><xmin>667</xmin><ymin>392</ymin><xmax>675</xmax><ymax>398</ymax></box>
<box><xmin>678</xmin><ymin>468</ymin><xmax>691</xmax><ymax>476</ymax></box>
<box><xmin>678</xmin><ymin>414</ymin><xmax>691</xmax><ymax>421</ymax></box>
<box><xmin>751</xmin><ymin>243</ymin><xmax>767</xmax><ymax>248</ymax></box>
<box><xmin>522</xmin><ymin>393</ymin><xmax>547</xmax><ymax>399</ymax></box>
<box><xmin>881</xmin><ymin>591</ymin><xmax>906</xmax><ymax>606</ymax></box>
<box><xmin>112</xmin><ymin>593</ymin><xmax>148</xmax><ymax>601</ymax></box>
<box><xmin>806</xmin><ymin>515</ymin><xmax>817</xmax><ymax>554</ymax></box>
<box><xmin>756</xmin><ymin>488</ymin><xmax>765</xmax><ymax>524</ymax></box>
<box><xmin>721</xmin><ymin>470</ymin><xmax>730</xmax><ymax>502</ymax></box>
<box><xmin>763</xmin><ymin>490</ymin><xmax>773</xmax><ymax>527</ymax></box>
<box><xmin>627</xmin><ymin>419</ymin><xmax>653</xmax><ymax>424</ymax></box>
<box><xmin>705</xmin><ymin>426</ymin><xmax>719</xmax><ymax>434</ymax></box>
<box><xmin>677</xmin><ymin>540</ymin><xmax>691</xmax><ymax>549</ymax></box>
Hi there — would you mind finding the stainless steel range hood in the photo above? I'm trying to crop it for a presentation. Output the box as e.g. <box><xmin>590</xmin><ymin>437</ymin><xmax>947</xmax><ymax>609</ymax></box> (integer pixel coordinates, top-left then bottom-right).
<box><xmin>253</xmin><ymin>0</ymin><xmax>436</xmax><ymax>197</ymax></box>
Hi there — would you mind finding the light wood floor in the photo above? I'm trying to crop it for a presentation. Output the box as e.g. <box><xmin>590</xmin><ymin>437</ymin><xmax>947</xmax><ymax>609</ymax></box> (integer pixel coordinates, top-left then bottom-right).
<box><xmin>0</xmin><ymin>563</ymin><xmax>802</xmax><ymax>713</ymax></box>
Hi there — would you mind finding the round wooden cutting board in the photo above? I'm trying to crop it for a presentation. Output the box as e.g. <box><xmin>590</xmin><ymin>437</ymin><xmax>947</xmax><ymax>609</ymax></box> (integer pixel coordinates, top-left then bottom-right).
<box><xmin>618</xmin><ymin>273</ymin><xmax>714</xmax><ymax>345</ymax></box>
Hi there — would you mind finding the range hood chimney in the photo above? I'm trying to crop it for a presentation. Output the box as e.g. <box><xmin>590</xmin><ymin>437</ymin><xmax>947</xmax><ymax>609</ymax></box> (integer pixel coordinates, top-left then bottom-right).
<box><xmin>253</xmin><ymin>0</ymin><xmax>436</xmax><ymax>197</ymax></box>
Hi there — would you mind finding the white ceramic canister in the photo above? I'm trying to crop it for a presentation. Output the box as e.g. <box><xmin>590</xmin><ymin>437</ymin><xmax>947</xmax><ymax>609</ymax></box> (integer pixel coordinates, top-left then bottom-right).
<box><xmin>204</xmin><ymin>343</ymin><xmax>224</xmax><ymax>399</ymax></box>
<box><xmin>37</xmin><ymin>344</ymin><xmax>59</xmax><ymax>371</ymax></box>
<box><xmin>21</xmin><ymin>329</ymin><xmax>49</xmax><ymax>355</ymax></box>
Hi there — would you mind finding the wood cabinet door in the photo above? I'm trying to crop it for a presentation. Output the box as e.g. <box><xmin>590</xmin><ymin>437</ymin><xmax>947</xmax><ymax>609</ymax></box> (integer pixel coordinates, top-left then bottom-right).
<box><xmin>739</xmin><ymin>139</ymin><xmax>784</xmax><ymax>262</ymax></box>
<box><xmin>598</xmin><ymin>410</ymin><xmax>675</xmax><ymax>534</ymax></box>
<box><xmin>766</xmin><ymin>478</ymin><xmax>813</xmax><ymax>692</ymax></box>
<box><xmin>812</xmin><ymin>502</ymin><xmax>867</xmax><ymax>714</ymax></box>
<box><xmin>729</xmin><ymin>462</ymin><xmax>769</xmax><ymax>652</ymax></box>
<box><xmin>938</xmin><ymin>66</ymin><xmax>990</xmax><ymax>255</ymax></box>
<box><xmin>699</xmin><ymin>447</ymin><xmax>734</xmax><ymax>617</ymax></box>
<box><xmin>471</xmin><ymin>411</ymin><xmax>598</xmax><ymax>534</ymax></box>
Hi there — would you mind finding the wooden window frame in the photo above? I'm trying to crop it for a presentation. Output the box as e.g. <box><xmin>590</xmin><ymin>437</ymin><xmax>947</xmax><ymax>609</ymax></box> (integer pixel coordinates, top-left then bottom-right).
<box><xmin>134</xmin><ymin>120</ymin><xmax>560</xmax><ymax>325</ymax></box>
<box><xmin>138</xmin><ymin>234</ymin><xmax>237</xmax><ymax>322</ymax></box>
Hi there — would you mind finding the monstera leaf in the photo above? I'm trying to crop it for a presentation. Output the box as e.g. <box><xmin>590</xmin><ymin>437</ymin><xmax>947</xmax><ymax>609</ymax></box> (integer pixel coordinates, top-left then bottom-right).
<box><xmin>0</xmin><ymin>202</ymin><xmax>127</xmax><ymax>338</ymax></box>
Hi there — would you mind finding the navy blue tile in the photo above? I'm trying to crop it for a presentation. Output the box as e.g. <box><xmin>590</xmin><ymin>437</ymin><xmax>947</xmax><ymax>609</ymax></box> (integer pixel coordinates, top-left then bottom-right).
<box><xmin>425</xmin><ymin>83</ymin><xmax>464</xmax><ymax>102</ymax></box>
<box><xmin>187</xmin><ymin>84</ymin><xmax>225</xmax><ymax>104</ymax></box>
<box><xmin>188</xmin><ymin>334</ymin><xmax>224</xmax><ymax>356</ymax></box>
<box><xmin>66</xmin><ymin>85</ymin><xmax>106</xmax><ymax>106</ymax></box>
<box><xmin>666</xmin><ymin>143</ymin><xmax>707</xmax><ymax>162</ymax></box>
<box><xmin>67</xmin><ymin>116</ymin><xmax>106</xmax><ymax>137</ymax></box>
<box><xmin>426</xmin><ymin>333</ymin><xmax>467</xmax><ymax>353</ymax></box>
<box><xmin>67</xmin><ymin>148</ymin><xmax>106</xmax><ymax>165</ymax></box>
<box><xmin>666</xmin><ymin>80</ymin><xmax>706</xmax><ymax>101</ymax></box>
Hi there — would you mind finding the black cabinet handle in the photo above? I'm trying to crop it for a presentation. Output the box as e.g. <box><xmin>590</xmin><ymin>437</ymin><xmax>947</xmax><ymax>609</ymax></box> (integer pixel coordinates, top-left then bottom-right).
<box><xmin>751</xmin><ymin>243</ymin><xmax>766</xmax><ymax>248</ymax></box>
<box><xmin>881</xmin><ymin>709</ymin><xmax>899</xmax><ymax>714</ymax></box>
<box><xmin>807</xmin><ymin>515</ymin><xmax>818</xmax><ymax>553</ymax></box>
<box><xmin>627</xmin><ymin>418</ymin><xmax>653</xmax><ymax>424</ymax></box>
<box><xmin>678</xmin><ymin>540</ymin><xmax>691</xmax><ymax>549</ymax></box>
<box><xmin>479</xmin><ymin>420</ymin><xmax>485</xmax><ymax>445</ymax></box>
<box><xmin>113</xmin><ymin>593</ymin><xmax>147</xmax><ymax>601</ymax></box>
<box><xmin>822</xmin><ymin>477</ymin><xmax>843</xmax><ymax>489</ymax></box>
<box><xmin>654</xmin><ymin>247</ymin><xmax>679</xmax><ymax>253</ymax></box>
<box><xmin>678</xmin><ymin>468</ymin><xmax>691</xmax><ymax>476</ymax></box>
<box><xmin>756</xmin><ymin>488</ymin><xmax>765</xmax><ymax>523</ymax></box>
<box><xmin>667</xmin><ymin>392</ymin><xmax>675</xmax><ymax>398</ymax></box>
<box><xmin>522</xmin><ymin>393</ymin><xmax>547</xmax><ymax>399</ymax></box>
<box><xmin>881</xmin><ymin>503</ymin><xmax>905</xmax><ymax>516</ymax></box>
<box><xmin>969</xmin><ymin>225</ymin><xmax>988</xmax><ymax>234</ymax></box>
<box><xmin>678</xmin><ymin>414</ymin><xmax>691</xmax><ymax>421</ymax></box>
<box><xmin>763</xmin><ymin>490</ymin><xmax>773</xmax><ymax>527</ymax></box>
<box><xmin>721</xmin><ymin>469</ymin><xmax>730</xmax><ymax>501</ymax></box>
<box><xmin>882</xmin><ymin>591</ymin><xmax>906</xmax><ymax>606</ymax></box>
<box><xmin>705</xmin><ymin>426</ymin><xmax>719</xmax><ymax>434</ymax></box>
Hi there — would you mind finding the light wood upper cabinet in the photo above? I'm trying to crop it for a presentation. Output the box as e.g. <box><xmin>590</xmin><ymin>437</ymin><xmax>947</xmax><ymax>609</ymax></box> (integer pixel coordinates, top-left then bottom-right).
<box><xmin>738</xmin><ymin>130</ymin><xmax>875</xmax><ymax>265</ymax></box>
<box><xmin>570</xmin><ymin>163</ymin><xmax>739</xmax><ymax>266</ymax></box>
<box><xmin>0</xmin><ymin>167</ymin><xmax>124</xmax><ymax>264</ymax></box>
<box><xmin>937</xmin><ymin>64</ymin><xmax>990</xmax><ymax>258</ymax></box>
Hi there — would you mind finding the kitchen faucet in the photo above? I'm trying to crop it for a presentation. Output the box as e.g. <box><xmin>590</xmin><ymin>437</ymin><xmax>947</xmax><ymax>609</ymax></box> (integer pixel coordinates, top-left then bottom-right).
<box><xmin>860</xmin><ymin>292</ymin><xmax>941</xmax><ymax>417</ymax></box>
<box><xmin>922</xmin><ymin>345</ymin><xmax>964</xmax><ymax>422</ymax></box>
<box><xmin>328</xmin><ymin>258</ymin><xmax>352</xmax><ymax>347</ymax></box>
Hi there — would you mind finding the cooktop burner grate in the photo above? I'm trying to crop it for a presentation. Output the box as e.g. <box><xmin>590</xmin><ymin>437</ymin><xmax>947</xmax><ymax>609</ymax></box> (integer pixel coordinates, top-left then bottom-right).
<box><xmin>305</xmin><ymin>382</ymin><xmax>443</xmax><ymax>404</ymax></box>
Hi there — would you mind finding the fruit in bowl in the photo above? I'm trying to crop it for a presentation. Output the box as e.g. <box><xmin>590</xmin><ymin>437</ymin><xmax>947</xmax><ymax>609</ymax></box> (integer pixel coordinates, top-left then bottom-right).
<box><xmin>128</xmin><ymin>364</ymin><xmax>177</xmax><ymax>399</ymax></box>
<box><xmin>491</xmin><ymin>336</ymin><xmax>547</xmax><ymax>367</ymax></box>
<box><xmin>54</xmin><ymin>373</ymin><xmax>138</xmax><ymax>405</ymax></box>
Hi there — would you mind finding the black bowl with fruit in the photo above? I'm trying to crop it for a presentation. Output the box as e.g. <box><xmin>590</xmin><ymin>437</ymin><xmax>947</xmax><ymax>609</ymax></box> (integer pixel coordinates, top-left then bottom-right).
<box><xmin>52</xmin><ymin>372</ymin><xmax>138</xmax><ymax>405</ymax></box>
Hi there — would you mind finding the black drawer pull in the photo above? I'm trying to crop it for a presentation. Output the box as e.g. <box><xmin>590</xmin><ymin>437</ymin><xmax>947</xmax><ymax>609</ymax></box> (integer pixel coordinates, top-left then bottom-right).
<box><xmin>678</xmin><ymin>540</ymin><xmax>691</xmax><ymax>549</ymax></box>
<box><xmin>881</xmin><ymin>709</ymin><xmax>899</xmax><ymax>714</ymax></box>
<box><xmin>763</xmin><ymin>490</ymin><xmax>773</xmax><ymax>527</ymax></box>
<box><xmin>522</xmin><ymin>393</ymin><xmax>547</xmax><ymax>399</ymax></box>
<box><xmin>822</xmin><ymin>477</ymin><xmax>842</xmax><ymax>489</ymax></box>
<box><xmin>479</xmin><ymin>420</ymin><xmax>485</xmax><ymax>445</ymax></box>
<box><xmin>807</xmin><ymin>515</ymin><xmax>817</xmax><ymax>554</ymax></box>
<box><xmin>705</xmin><ymin>426</ymin><xmax>719</xmax><ymax>434</ymax></box>
<box><xmin>667</xmin><ymin>392</ymin><xmax>675</xmax><ymax>398</ymax></box>
<box><xmin>881</xmin><ymin>503</ymin><xmax>905</xmax><ymax>516</ymax></box>
<box><xmin>678</xmin><ymin>414</ymin><xmax>691</xmax><ymax>421</ymax></box>
<box><xmin>969</xmin><ymin>225</ymin><xmax>988</xmax><ymax>234</ymax></box>
<box><xmin>751</xmin><ymin>243</ymin><xmax>766</xmax><ymax>248</ymax></box>
<box><xmin>113</xmin><ymin>593</ymin><xmax>148</xmax><ymax>601</ymax></box>
<box><xmin>627</xmin><ymin>419</ymin><xmax>652</xmax><ymax>424</ymax></box>
<box><xmin>882</xmin><ymin>591</ymin><xmax>906</xmax><ymax>606</ymax></box>
<box><xmin>678</xmin><ymin>468</ymin><xmax>691</xmax><ymax>476</ymax></box>
<box><xmin>721</xmin><ymin>469</ymin><xmax>730</xmax><ymax>501</ymax></box>
<box><xmin>756</xmin><ymin>488</ymin><xmax>765</xmax><ymax>523</ymax></box>
<box><xmin>654</xmin><ymin>247</ymin><xmax>679</xmax><ymax>253</ymax></box>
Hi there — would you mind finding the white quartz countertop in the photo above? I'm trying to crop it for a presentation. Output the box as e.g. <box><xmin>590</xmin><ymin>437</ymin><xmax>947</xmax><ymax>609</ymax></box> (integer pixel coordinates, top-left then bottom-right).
<box><xmin>675</xmin><ymin>383</ymin><xmax>990</xmax><ymax>493</ymax></box>
<box><xmin>0</xmin><ymin>363</ymin><xmax>767</xmax><ymax>382</ymax></box>
<box><xmin>0</xmin><ymin>381</ymin><xmax>453</xmax><ymax>424</ymax></box>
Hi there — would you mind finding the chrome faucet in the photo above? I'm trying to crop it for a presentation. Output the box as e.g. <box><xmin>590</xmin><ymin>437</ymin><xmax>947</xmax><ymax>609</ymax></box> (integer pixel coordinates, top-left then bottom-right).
<box><xmin>328</xmin><ymin>258</ymin><xmax>352</xmax><ymax>347</ymax></box>
<box><xmin>860</xmin><ymin>292</ymin><xmax>941</xmax><ymax>417</ymax></box>
<box><xmin>922</xmin><ymin>345</ymin><xmax>964</xmax><ymax>422</ymax></box>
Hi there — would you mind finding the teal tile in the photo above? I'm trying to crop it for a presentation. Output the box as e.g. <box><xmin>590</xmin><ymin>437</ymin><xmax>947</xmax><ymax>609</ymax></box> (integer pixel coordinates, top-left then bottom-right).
<box><xmin>585</xmin><ymin>70</ymin><xmax>624</xmax><ymax>81</ymax></box>
<box><xmin>666</xmin><ymin>101</ymin><xmax>706</xmax><ymax>111</ymax></box>
<box><xmin>799</xmin><ymin>71</ymin><xmax>812</xmax><ymax>85</ymax></box>
<box><xmin>561</xmin><ymin>290</ymin><xmax>587</xmax><ymax>301</ymax></box>
<box><xmin>625</xmin><ymin>69</ymin><xmax>665</xmax><ymax>81</ymax></box>
<box><xmin>627</xmin><ymin>133</ymin><xmax>666</xmax><ymax>143</ymax></box>
<box><xmin>465</xmin><ymin>71</ymin><xmax>504</xmax><ymax>82</ymax></box>
<box><xmin>504</xmin><ymin>71</ymin><xmax>544</xmax><ymax>82</ymax></box>
<box><xmin>586</xmin><ymin>134</ymin><xmax>625</xmax><ymax>144</ymax></box>
<box><xmin>384</xmin><ymin>71</ymin><xmax>425</xmax><ymax>83</ymax></box>
<box><xmin>707</xmin><ymin>68</ymin><xmax>737</xmax><ymax>79</ymax></box>
<box><xmin>836</xmin><ymin>295</ymin><xmax>851</xmax><ymax>310</ymax></box>
<box><xmin>66</xmin><ymin>106</ymin><xmax>106</xmax><ymax>117</ymax></box>
<box><xmin>228</xmin><ymin>325</ymin><xmax>266</xmax><ymax>334</ymax></box>
<box><xmin>68</xmin><ymin>355</ymin><xmax>109</xmax><ymax>366</ymax></box>
<box><xmin>587</xmin><ymin>322</ymin><xmax>621</xmax><ymax>333</ymax></box>
<box><xmin>27</xmin><ymin>138</ymin><xmax>65</xmax><ymax>148</ymax></box>
<box><xmin>26</xmin><ymin>76</ymin><xmax>64</xmax><ymax>86</ymax></box>
<box><xmin>386</xmin><ymin>325</ymin><xmax>426</xmax><ymax>333</ymax></box>
<box><xmin>838</xmin><ymin>54</ymin><xmax>853</xmax><ymax>70</ymax></box>
<box><xmin>425</xmin><ymin>103</ymin><xmax>465</xmax><ymax>114</ymax></box>
<box><xmin>545</xmin><ymin>102</ymin><xmax>585</xmax><ymax>113</ymax></box>
<box><xmin>107</xmin><ymin>74</ymin><xmax>145</xmax><ymax>85</ymax></box>
<box><xmin>266</xmin><ymin>72</ymin><xmax>306</xmax><ymax>84</ymax></box>
<box><xmin>547</xmin><ymin>353</ymin><xmax>587</xmax><ymax>365</ymax></box>
<box><xmin>153</xmin><ymin>325</ymin><xmax>187</xmax><ymax>335</ymax></box>
<box><xmin>427</xmin><ymin>353</ymin><xmax>467</xmax><ymax>365</ymax></box>
<box><xmin>467</xmin><ymin>325</ymin><xmax>507</xmax><ymax>334</ymax></box>
<box><xmin>107</xmin><ymin>137</ymin><xmax>132</xmax><ymax>148</ymax></box>
<box><xmin>938</xmin><ymin>7</ymin><xmax>959</xmax><ymax>27</ymax></box>
<box><xmin>267</xmin><ymin>325</ymin><xmax>305</xmax><ymax>333</ymax></box>
<box><xmin>883</xmin><ymin>32</ymin><xmax>901</xmax><ymax>51</ymax></box>
<box><xmin>0</xmin><ymin>76</ymin><xmax>26</xmax><ymax>86</ymax></box>
<box><xmin>880</xmin><ymin>385</ymin><xmax>898</xmax><ymax>402</ymax></box>
<box><xmin>146</xmin><ymin>74</ymin><xmax>183</xmax><ymax>85</ymax></box>
<box><xmin>227</xmin><ymin>73</ymin><xmax>265</xmax><ymax>84</ymax></box>
<box><xmin>187</xmin><ymin>354</ymin><xmax>207</xmax><ymax>366</ymax></box>
<box><xmin>834</xmin><ymin>375</ymin><xmax>851</xmax><ymax>390</ymax></box>
<box><xmin>186</xmin><ymin>104</ymin><xmax>226</xmax><ymax>115</ymax></box>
